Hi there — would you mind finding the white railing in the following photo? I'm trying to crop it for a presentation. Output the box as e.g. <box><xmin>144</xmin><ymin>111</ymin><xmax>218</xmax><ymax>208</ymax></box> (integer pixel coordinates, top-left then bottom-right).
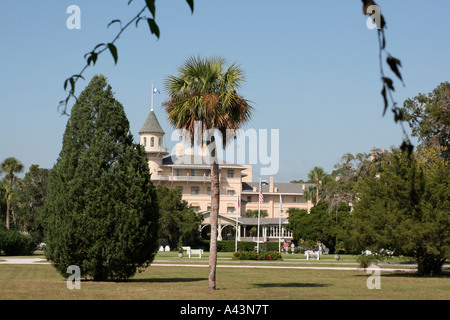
<box><xmin>152</xmin><ymin>174</ymin><xmax>211</xmax><ymax>182</ymax></box>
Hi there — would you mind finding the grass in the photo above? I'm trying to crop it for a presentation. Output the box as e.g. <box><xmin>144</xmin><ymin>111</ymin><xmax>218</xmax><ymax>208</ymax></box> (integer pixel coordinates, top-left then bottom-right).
<box><xmin>0</xmin><ymin>251</ymin><xmax>449</xmax><ymax>300</ymax></box>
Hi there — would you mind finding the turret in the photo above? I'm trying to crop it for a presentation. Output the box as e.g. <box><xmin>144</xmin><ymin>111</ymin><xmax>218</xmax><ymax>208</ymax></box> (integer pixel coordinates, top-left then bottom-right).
<box><xmin>139</xmin><ymin>110</ymin><xmax>168</xmax><ymax>178</ymax></box>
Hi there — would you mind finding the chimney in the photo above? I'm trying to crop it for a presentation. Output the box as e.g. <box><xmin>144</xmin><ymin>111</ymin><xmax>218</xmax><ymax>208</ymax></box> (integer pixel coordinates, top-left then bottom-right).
<box><xmin>269</xmin><ymin>176</ymin><xmax>274</xmax><ymax>193</ymax></box>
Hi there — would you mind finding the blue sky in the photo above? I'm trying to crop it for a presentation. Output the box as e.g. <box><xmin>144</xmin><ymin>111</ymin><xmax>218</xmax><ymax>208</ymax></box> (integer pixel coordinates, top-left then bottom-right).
<box><xmin>1</xmin><ymin>0</ymin><xmax>449</xmax><ymax>182</ymax></box>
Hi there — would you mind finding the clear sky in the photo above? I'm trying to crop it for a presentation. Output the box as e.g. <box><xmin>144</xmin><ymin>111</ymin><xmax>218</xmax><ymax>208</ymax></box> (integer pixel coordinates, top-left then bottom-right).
<box><xmin>1</xmin><ymin>0</ymin><xmax>449</xmax><ymax>182</ymax></box>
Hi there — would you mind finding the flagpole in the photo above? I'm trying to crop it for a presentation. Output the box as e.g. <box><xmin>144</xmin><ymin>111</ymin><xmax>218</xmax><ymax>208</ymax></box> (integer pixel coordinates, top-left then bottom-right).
<box><xmin>151</xmin><ymin>81</ymin><xmax>154</xmax><ymax>111</ymax></box>
<box><xmin>257</xmin><ymin>178</ymin><xmax>261</xmax><ymax>253</ymax></box>
<box><xmin>235</xmin><ymin>192</ymin><xmax>239</xmax><ymax>252</ymax></box>
<box><xmin>279</xmin><ymin>193</ymin><xmax>282</xmax><ymax>254</ymax></box>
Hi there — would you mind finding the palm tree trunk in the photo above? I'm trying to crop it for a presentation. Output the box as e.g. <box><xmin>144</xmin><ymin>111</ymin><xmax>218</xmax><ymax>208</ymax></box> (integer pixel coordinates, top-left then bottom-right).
<box><xmin>5</xmin><ymin>200</ymin><xmax>10</xmax><ymax>229</ymax></box>
<box><xmin>208</xmin><ymin>161</ymin><xmax>220</xmax><ymax>290</ymax></box>
<box><xmin>6</xmin><ymin>173</ymin><xmax>12</xmax><ymax>229</ymax></box>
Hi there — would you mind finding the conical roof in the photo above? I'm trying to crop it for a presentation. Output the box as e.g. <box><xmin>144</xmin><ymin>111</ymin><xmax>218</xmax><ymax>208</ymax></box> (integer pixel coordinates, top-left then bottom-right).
<box><xmin>139</xmin><ymin>110</ymin><xmax>165</xmax><ymax>134</ymax></box>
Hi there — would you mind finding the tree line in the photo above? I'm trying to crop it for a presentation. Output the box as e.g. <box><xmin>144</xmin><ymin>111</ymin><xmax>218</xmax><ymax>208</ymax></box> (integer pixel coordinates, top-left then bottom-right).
<box><xmin>287</xmin><ymin>82</ymin><xmax>449</xmax><ymax>275</ymax></box>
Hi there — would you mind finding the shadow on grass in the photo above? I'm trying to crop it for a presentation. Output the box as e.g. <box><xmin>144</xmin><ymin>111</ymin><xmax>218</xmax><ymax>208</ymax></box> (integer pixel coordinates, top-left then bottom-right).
<box><xmin>78</xmin><ymin>277</ymin><xmax>207</xmax><ymax>283</ymax></box>
<box><xmin>354</xmin><ymin>272</ymin><xmax>450</xmax><ymax>279</ymax></box>
<box><xmin>254</xmin><ymin>283</ymin><xmax>330</xmax><ymax>288</ymax></box>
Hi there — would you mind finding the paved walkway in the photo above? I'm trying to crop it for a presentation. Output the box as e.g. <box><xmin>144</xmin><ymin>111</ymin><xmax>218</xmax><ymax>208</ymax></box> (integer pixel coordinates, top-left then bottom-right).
<box><xmin>0</xmin><ymin>258</ymin><xmax>50</xmax><ymax>264</ymax></box>
<box><xmin>2</xmin><ymin>257</ymin><xmax>448</xmax><ymax>274</ymax></box>
<box><xmin>0</xmin><ymin>258</ymin><xmax>418</xmax><ymax>273</ymax></box>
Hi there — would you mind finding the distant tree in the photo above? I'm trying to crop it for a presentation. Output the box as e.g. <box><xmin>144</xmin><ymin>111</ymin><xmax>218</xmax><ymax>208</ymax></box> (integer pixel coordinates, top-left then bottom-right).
<box><xmin>290</xmin><ymin>179</ymin><xmax>306</xmax><ymax>184</ymax></box>
<box><xmin>324</xmin><ymin>149</ymin><xmax>389</xmax><ymax>212</ymax></box>
<box><xmin>401</xmin><ymin>81</ymin><xmax>450</xmax><ymax>159</ymax></box>
<box><xmin>245</xmin><ymin>209</ymin><xmax>268</xmax><ymax>218</ymax></box>
<box><xmin>341</xmin><ymin>147</ymin><xmax>449</xmax><ymax>275</ymax></box>
<box><xmin>0</xmin><ymin>157</ymin><xmax>24</xmax><ymax>229</ymax></box>
<box><xmin>287</xmin><ymin>202</ymin><xmax>350</xmax><ymax>254</ymax></box>
<box><xmin>0</xmin><ymin>180</ymin><xmax>7</xmax><ymax>227</ymax></box>
<box><xmin>43</xmin><ymin>75</ymin><xmax>159</xmax><ymax>281</ymax></box>
<box><xmin>13</xmin><ymin>165</ymin><xmax>49</xmax><ymax>236</ymax></box>
<box><xmin>156</xmin><ymin>186</ymin><xmax>203</xmax><ymax>248</ymax></box>
<box><xmin>307</xmin><ymin>167</ymin><xmax>327</xmax><ymax>184</ymax></box>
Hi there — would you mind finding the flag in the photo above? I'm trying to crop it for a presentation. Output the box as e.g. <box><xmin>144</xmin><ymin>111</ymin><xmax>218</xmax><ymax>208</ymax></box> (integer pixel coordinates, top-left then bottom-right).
<box><xmin>153</xmin><ymin>87</ymin><xmax>160</xmax><ymax>94</ymax></box>
<box><xmin>259</xmin><ymin>184</ymin><xmax>264</xmax><ymax>203</ymax></box>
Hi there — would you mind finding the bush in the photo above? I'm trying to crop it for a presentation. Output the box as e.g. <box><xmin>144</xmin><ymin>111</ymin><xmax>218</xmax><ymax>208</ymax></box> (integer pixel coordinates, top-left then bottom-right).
<box><xmin>204</xmin><ymin>240</ymin><xmax>256</xmax><ymax>252</ymax></box>
<box><xmin>0</xmin><ymin>228</ymin><xmax>38</xmax><ymax>256</ymax></box>
<box><xmin>207</xmin><ymin>240</ymin><xmax>282</xmax><ymax>252</ymax></box>
<box><xmin>357</xmin><ymin>254</ymin><xmax>380</xmax><ymax>268</ymax></box>
<box><xmin>233</xmin><ymin>250</ymin><xmax>282</xmax><ymax>261</ymax></box>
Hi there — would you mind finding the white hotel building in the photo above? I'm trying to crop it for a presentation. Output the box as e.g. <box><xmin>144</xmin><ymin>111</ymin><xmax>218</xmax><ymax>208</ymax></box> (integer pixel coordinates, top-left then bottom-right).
<box><xmin>139</xmin><ymin>109</ymin><xmax>315</xmax><ymax>243</ymax></box>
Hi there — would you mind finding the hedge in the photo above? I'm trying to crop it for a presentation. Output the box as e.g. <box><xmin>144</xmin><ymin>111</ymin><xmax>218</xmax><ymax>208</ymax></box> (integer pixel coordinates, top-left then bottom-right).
<box><xmin>233</xmin><ymin>250</ymin><xmax>282</xmax><ymax>261</ymax></box>
<box><xmin>200</xmin><ymin>240</ymin><xmax>283</xmax><ymax>252</ymax></box>
<box><xmin>0</xmin><ymin>228</ymin><xmax>38</xmax><ymax>256</ymax></box>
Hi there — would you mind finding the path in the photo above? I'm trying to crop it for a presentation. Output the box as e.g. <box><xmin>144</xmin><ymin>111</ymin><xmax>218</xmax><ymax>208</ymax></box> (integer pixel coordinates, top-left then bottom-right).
<box><xmin>0</xmin><ymin>258</ymin><xmax>418</xmax><ymax>273</ymax></box>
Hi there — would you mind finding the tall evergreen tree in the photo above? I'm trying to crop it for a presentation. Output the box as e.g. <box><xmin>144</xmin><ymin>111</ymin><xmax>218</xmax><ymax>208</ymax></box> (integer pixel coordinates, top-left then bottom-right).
<box><xmin>43</xmin><ymin>75</ymin><xmax>159</xmax><ymax>281</ymax></box>
<box><xmin>341</xmin><ymin>147</ymin><xmax>449</xmax><ymax>275</ymax></box>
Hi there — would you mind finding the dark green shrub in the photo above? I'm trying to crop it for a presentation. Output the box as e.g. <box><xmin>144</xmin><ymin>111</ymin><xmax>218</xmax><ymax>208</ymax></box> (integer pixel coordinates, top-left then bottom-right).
<box><xmin>0</xmin><ymin>228</ymin><xmax>38</xmax><ymax>255</ymax></box>
<box><xmin>232</xmin><ymin>250</ymin><xmax>282</xmax><ymax>261</ymax></box>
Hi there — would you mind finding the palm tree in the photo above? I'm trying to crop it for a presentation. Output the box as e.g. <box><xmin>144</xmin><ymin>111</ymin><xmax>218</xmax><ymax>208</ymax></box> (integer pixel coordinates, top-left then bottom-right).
<box><xmin>164</xmin><ymin>55</ymin><xmax>252</xmax><ymax>290</ymax></box>
<box><xmin>0</xmin><ymin>157</ymin><xmax>24</xmax><ymax>229</ymax></box>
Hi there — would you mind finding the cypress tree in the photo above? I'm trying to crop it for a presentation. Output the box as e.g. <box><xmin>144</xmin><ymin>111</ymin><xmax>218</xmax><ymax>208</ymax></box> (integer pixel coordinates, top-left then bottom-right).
<box><xmin>43</xmin><ymin>74</ymin><xmax>159</xmax><ymax>281</ymax></box>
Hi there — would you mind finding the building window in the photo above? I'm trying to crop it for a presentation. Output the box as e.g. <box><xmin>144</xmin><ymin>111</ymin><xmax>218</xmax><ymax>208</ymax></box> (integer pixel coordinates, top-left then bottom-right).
<box><xmin>227</xmin><ymin>189</ymin><xmax>235</xmax><ymax>196</ymax></box>
<box><xmin>207</xmin><ymin>187</ymin><xmax>211</xmax><ymax>195</ymax></box>
<box><xmin>150</xmin><ymin>137</ymin><xmax>154</xmax><ymax>147</ymax></box>
<box><xmin>227</xmin><ymin>207</ymin><xmax>235</xmax><ymax>213</ymax></box>
<box><xmin>191</xmin><ymin>186</ymin><xmax>199</xmax><ymax>195</ymax></box>
<box><xmin>293</xmin><ymin>196</ymin><xmax>297</xmax><ymax>203</ymax></box>
<box><xmin>191</xmin><ymin>169</ymin><xmax>199</xmax><ymax>176</ymax></box>
<box><xmin>227</xmin><ymin>170</ymin><xmax>234</xmax><ymax>178</ymax></box>
<box><xmin>159</xmin><ymin>137</ymin><xmax>162</xmax><ymax>147</ymax></box>
<box><xmin>207</xmin><ymin>206</ymin><xmax>211</xmax><ymax>212</ymax></box>
<box><xmin>176</xmin><ymin>169</ymin><xmax>182</xmax><ymax>176</ymax></box>
<box><xmin>143</xmin><ymin>137</ymin><xmax>147</xmax><ymax>146</ymax></box>
<box><xmin>192</xmin><ymin>206</ymin><xmax>200</xmax><ymax>213</ymax></box>
<box><xmin>247</xmin><ymin>196</ymin><xmax>252</xmax><ymax>202</ymax></box>
<box><xmin>176</xmin><ymin>186</ymin><xmax>183</xmax><ymax>193</ymax></box>
<box><xmin>263</xmin><ymin>196</ymin><xmax>268</xmax><ymax>203</ymax></box>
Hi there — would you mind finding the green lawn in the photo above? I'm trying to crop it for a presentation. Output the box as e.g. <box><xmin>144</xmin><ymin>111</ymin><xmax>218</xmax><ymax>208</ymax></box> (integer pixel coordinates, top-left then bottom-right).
<box><xmin>0</xmin><ymin>251</ymin><xmax>448</xmax><ymax>300</ymax></box>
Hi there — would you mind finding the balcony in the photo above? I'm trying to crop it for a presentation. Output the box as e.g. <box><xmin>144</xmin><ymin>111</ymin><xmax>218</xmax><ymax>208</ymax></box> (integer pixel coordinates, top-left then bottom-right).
<box><xmin>152</xmin><ymin>173</ymin><xmax>211</xmax><ymax>182</ymax></box>
<box><xmin>145</xmin><ymin>146</ymin><xmax>169</xmax><ymax>154</ymax></box>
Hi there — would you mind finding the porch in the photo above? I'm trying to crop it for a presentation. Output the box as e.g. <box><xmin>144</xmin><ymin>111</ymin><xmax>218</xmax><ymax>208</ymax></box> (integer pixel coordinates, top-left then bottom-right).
<box><xmin>200</xmin><ymin>213</ymin><xmax>293</xmax><ymax>242</ymax></box>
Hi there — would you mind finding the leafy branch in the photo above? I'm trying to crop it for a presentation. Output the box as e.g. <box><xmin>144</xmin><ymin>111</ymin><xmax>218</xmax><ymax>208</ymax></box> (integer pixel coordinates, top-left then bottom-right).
<box><xmin>362</xmin><ymin>0</ymin><xmax>413</xmax><ymax>153</ymax></box>
<box><xmin>59</xmin><ymin>0</ymin><xmax>194</xmax><ymax>116</ymax></box>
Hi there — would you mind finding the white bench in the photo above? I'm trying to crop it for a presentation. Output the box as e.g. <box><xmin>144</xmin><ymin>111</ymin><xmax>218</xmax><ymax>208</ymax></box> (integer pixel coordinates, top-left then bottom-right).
<box><xmin>181</xmin><ymin>246</ymin><xmax>191</xmax><ymax>253</ymax></box>
<box><xmin>188</xmin><ymin>248</ymin><xmax>203</xmax><ymax>258</ymax></box>
<box><xmin>305</xmin><ymin>250</ymin><xmax>320</xmax><ymax>260</ymax></box>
